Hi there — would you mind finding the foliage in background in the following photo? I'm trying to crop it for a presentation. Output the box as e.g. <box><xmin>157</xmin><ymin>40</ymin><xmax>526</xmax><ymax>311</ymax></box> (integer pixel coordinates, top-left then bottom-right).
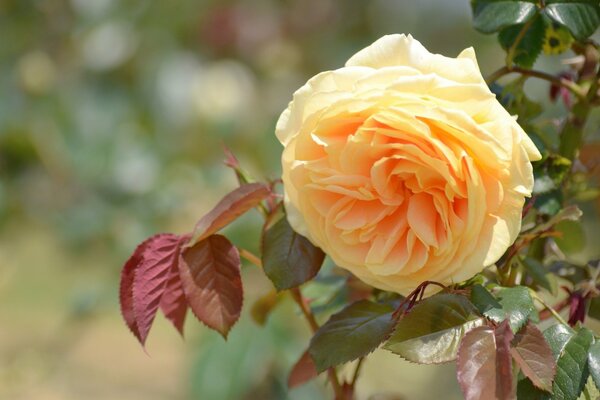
<box><xmin>120</xmin><ymin>1</ymin><xmax>600</xmax><ymax>399</ymax></box>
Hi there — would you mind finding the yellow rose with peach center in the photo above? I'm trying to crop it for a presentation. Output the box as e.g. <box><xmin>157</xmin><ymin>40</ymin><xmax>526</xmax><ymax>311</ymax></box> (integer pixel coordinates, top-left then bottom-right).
<box><xmin>276</xmin><ymin>34</ymin><xmax>541</xmax><ymax>294</ymax></box>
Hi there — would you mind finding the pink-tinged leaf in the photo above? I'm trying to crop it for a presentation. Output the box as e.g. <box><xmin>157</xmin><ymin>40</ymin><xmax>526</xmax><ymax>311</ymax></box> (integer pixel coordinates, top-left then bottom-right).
<box><xmin>120</xmin><ymin>238</ymin><xmax>153</xmax><ymax>343</ymax></box>
<box><xmin>511</xmin><ymin>322</ymin><xmax>556</xmax><ymax>392</ymax></box>
<box><xmin>159</xmin><ymin>262</ymin><xmax>188</xmax><ymax>336</ymax></box>
<box><xmin>288</xmin><ymin>350</ymin><xmax>319</xmax><ymax>389</ymax></box>
<box><xmin>223</xmin><ymin>145</ymin><xmax>251</xmax><ymax>185</ymax></box>
<box><xmin>494</xmin><ymin>320</ymin><xmax>515</xmax><ymax>400</ymax></box>
<box><xmin>132</xmin><ymin>233</ymin><xmax>183</xmax><ymax>345</ymax></box>
<box><xmin>187</xmin><ymin>183</ymin><xmax>270</xmax><ymax>246</ymax></box>
<box><xmin>457</xmin><ymin>323</ymin><xmax>516</xmax><ymax>400</ymax></box>
<box><xmin>179</xmin><ymin>234</ymin><xmax>243</xmax><ymax>338</ymax></box>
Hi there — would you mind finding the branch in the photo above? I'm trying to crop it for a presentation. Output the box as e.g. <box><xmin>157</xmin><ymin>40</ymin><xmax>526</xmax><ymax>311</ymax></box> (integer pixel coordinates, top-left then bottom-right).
<box><xmin>505</xmin><ymin>15</ymin><xmax>536</xmax><ymax>68</ymax></box>
<box><xmin>486</xmin><ymin>66</ymin><xmax>586</xmax><ymax>100</ymax></box>
<box><xmin>290</xmin><ymin>288</ymin><xmax>345</xmax><ymax>399</ymax></box>
<box><xmin>530</xmin><ymin>290</ymin><xmax>569</xmax><ymax>326</ymax></box>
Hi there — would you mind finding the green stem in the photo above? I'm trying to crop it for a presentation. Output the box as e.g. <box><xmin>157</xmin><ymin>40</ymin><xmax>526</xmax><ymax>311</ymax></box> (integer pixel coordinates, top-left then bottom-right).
<box><xmin>506</xmin><ymin>16</ymin><xmax>537</xmax><ymax>67</ymax></box>
<box><xmin>486</xmin><ymin>66</ymin><xmax>586</xmax><ymax>100</ymax></box>
<box><xmin>530</xmin><ymin>290</ymin><xmax>569</xmax><ymax>326</ymax></box>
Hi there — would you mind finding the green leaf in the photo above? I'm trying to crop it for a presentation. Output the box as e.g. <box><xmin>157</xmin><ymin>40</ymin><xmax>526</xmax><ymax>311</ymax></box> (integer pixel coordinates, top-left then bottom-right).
<box><xmin>499</xmin><ymin>15</ymin><xmax>546</xmax><ymax>68</ymax></box>
<box><xmin>309</xmin><ymin>300</ymin><xmax>395</xmax><ymax>372</ymax></box>
<box><xmin>457</xmin><ymin>322</ymin><xmax>516</xmax><ymax>400</ymax></box>
<box><xmin>544</xmin><ymin>0</ymin><xmax>600</xmax><ymax>40</ymax></box>
<box><xmin>550</xmin><ymin>327</ymin><xmax>593</xmax><ymax>400</ymax></box>
<box><xmin>472</xmin><ymin>1</ymin><xmax>538</xmax><ymax>33</ymax></box>
<box><xmin>261</xmin><ymin>213</ymin><xmax>325</xmax><ymax>291</ymax></box>
<box><xmin>517</xmin><ymin>378</ymin><xmax>549</xmax><ymax>399</ymax></box>
<box><xmin>577</xmin><ymin>375</ymin><xmax>600</xmax><ymax>400</ymax></box>
<box><xmin>496</xmin><ymin>286</ymin><xmax>536</xmax><ymax>332</ymax></box>
<box><xmin>517</xmin><ymin>325</ymin><xmax>580</xmax><ymax>399</ymax></box>
<box><xmin>511</xmin><ymin>322</ymin><xmax>556</xmax><ymax>392</ymax></box>
<box><xmin>554</xmin><ymin>220</ymin><xmax>586</xmax><ymax>255</ymax></box>
<box><xmin>522</xmin><ymin>258</ymin><xmax>555</xmax><ymax>294</ymax></box>
<box><xmin>544</xmin><ymin>324</ymin><xmax>575</xmax><ymax>358</ymax></box>
<box><xmin>471</xmin><ymin>284</ymin><xmax>508</xmax><ymax>322</ymax></box>
<box><xmin>587</xmin><ymin>341</ymin><xmax>600</xmax><ymax>391</ymax></box>
<box><xmin>384</xmin><ymin>293</ymin><xmax>484</xmax><ymax>364</ymax></box>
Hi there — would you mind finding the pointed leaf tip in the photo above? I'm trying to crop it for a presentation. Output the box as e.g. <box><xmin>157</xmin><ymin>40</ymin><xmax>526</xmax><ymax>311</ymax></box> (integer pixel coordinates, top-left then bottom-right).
<box><xmin>457</xmin><ymin>322</ymin><xmax>516</xmax><ymax>400</ymax></box>
<box><xmin>261</xmin><ymin>213</ymin><xmax>325</xmax><ymax>291</ymax></box>
<box><xmin>120</xmin><ymin>233</ymin><xmax>187</xmax><ymax>346</ymax></box>
<box><xmin>188</xmin><ymin>183</ymin><xmax>270</xmax><ymax>246</ymax></box>
<box><xmin>288</xmin><ymin>350</ymin><xmax>319</xmax><ymax>389</ymax></box>
<box><xmin>510</xmin><ymin>322</ymin><xmax>555</xmax><ymax>392</ymax></box>
<box><xmin>309</xmin><ymin>300</ymin><xmax>395</xmax><ymax>373</ymax></box>
<box><xmin>179</xmin><ymin>234</ymin><xmax>243</xmax><ymax>338</ymax></box>
<box><xmin>385</xmin><ymin>293</ymin><xmax>484</xmax><ymax>364</ymax></box>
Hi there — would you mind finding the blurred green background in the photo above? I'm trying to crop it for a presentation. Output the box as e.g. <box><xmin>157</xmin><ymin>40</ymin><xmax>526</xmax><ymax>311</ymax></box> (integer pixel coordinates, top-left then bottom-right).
<box><xmin>1</xmin><ymin>1</ymin><xmax>598</xmax><ymax>399</ymax></box>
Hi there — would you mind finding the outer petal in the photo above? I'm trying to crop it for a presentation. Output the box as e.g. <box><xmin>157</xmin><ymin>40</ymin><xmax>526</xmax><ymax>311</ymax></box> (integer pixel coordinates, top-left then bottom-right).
<box><xmin>346</xmin><ymin>34</ymin><xmax>485</xmax><ymax>85</ymax></box>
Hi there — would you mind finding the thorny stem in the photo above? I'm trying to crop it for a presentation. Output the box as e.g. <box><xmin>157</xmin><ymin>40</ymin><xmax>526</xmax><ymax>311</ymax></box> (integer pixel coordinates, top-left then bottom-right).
<box><xmin>486</xmin><ymin>66</ymin><xmax>586</xmax><ymax>99</ymax></box>
<box><xmin>290</xmin><ymin>288</ymin><xmax>345</xmax><ymax>399</ymax></box>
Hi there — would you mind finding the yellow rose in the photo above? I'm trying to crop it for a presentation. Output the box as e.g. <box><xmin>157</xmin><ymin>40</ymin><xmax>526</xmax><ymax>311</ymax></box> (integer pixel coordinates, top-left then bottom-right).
<box><xmin>276</xmin><ymin>34</ymin><xmax>541</xmax><ymax>294</ymax></box>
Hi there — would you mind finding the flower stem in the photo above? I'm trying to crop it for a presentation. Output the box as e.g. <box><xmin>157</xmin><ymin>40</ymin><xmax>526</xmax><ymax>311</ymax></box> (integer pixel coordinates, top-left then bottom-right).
<box><xmin>290</xmin><ymin>287</ymin><xmax>345</xmax><ymax>399</ymax></box>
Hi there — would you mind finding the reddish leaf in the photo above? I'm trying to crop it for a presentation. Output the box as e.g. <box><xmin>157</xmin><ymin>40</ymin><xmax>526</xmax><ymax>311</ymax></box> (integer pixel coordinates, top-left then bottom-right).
<box><xmin>120</xmin><ymin>238</ymin><xmax>153</xmax><ymax>343</ymax></box>
<box><xmin>288</xmin><ymin>350</ymin><xmax>319</xmax><ymax>389</ymax></box>
<box><xmin>188</xmin><ymin>183</ymin><xmax>270</xmax><ymax>246</ymax></box>
<box><xmin>457</xmin><ymin>323</ymin><xmax>516</xmax><ymax>400</ymax></box>
<box><xmin>132</xmin><ymin>234</ymin><xmax>183</xmax><ymax>345</ymax></box>
<box><xmin>159</xmin><ymin>263</ymin><xmax>188</xmax><ymax>336</ymax></box>
<box><xmin>223</xmin><ymin>145</ymin><xmax>241</xmax><ymax>170</ymax></box>
<box><xmin>223</xmin><ymin>145</ymin><xmax>251</xmax><ymax>185</ymax></box>
<box><xmin>568</xmin><ymin>291</ymin><xmax>587</xmax><ymax>326</ymax></box>
<box><xmin>179</xmin><ymin>234</ymin><xmax>243</xmax><ymax>338</ymax></box>
<box><xmin>494</xmin><ymin>320</ymin><xmax>515</xmax><ymax>400</ymax></box>
<box><xmin>511</xmin><ymin>322</ymin><xmax>556</xmax><ymax>392</ymax></box>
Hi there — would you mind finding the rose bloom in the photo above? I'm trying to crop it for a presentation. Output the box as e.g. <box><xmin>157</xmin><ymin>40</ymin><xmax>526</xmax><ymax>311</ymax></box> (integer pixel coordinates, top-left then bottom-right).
<box><xmin>276</xmin><ymin>34</ymin><xmax>541</xmax><ymax>294</ymax></box>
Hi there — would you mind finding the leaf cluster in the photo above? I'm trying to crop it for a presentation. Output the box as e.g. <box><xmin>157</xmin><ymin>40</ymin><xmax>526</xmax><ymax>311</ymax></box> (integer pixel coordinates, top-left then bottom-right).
<box><xmin>472</xmin><ymin>0</ymin><xmax>600</xmax><ymax>67</ymax></box>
